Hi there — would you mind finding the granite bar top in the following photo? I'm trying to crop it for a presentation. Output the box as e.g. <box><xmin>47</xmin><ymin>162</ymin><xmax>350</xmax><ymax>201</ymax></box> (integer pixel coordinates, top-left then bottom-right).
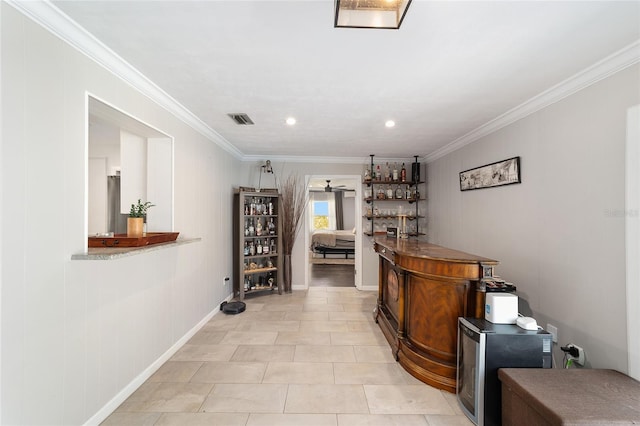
<box><xmin>71</xmin><ymin>237</ymin><xmax>201</xmax><ymax>260</ymax></box>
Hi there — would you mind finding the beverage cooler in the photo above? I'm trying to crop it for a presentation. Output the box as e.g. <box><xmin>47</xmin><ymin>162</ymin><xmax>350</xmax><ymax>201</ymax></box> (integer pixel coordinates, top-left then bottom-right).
<box><xmin>457</xmin><ymin>317</ymin><xmax>552</xmax><ymax>426</ymax></box>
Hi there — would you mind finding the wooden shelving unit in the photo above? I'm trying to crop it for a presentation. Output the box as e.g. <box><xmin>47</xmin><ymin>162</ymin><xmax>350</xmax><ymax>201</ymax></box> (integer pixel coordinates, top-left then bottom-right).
<box><xmin>233</xmin><ymin>189</ymin><xmax>282</xmax><ymax>300</ymax></box>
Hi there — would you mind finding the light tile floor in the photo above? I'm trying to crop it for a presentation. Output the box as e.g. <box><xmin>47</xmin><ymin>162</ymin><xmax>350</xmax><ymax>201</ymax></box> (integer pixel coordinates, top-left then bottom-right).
<box><xmin>102</xmin><ymin>287</ymin><xmax>472</xmax><ymax>426</ymax></box>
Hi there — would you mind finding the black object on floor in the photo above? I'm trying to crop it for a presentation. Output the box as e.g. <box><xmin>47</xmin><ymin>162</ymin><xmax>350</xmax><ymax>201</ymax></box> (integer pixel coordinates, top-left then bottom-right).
<box><xmin>220</xmin><ymin>301</ymin><xmax>246</xmax><ymax>314</ymax></box>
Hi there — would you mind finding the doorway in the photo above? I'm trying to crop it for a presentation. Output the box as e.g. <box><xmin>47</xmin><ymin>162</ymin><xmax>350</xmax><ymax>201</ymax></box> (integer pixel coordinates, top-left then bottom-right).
<box><xmin>304</xmin><ymin>175</ymin><xmax>362</xmax><ymax>288</ymax></box>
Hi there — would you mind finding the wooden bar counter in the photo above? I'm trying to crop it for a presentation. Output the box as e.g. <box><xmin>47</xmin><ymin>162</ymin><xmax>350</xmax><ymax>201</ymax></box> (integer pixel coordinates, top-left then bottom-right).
<box><xmin>373</xmin><ymin>237</ymin><xmax>498</xmax><ymax>393</ymax></box>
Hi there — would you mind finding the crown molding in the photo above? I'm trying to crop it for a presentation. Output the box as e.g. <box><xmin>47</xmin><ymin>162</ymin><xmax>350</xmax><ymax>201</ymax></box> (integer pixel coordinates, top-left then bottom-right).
<box><xmin>241</xmin><ymin>155</ymin><xmax>425</xmax><ymax>164</ymax></box>
<box><xmin>6</xmin><ymin>0</ymin><xmax>244</xmax><ymax>159</ymax></box>
<box><xmin>425</xmin><ymin>39</ymin><xmax>640</xmax><ymax>164</ymax></box>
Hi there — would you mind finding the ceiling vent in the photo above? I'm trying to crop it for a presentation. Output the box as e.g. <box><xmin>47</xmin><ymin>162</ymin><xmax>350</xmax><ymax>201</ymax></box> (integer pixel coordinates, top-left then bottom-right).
<box><xmin>228</xmin><ymin>113</ymin><xmax>254</xmax><ymax>125</ymax></box>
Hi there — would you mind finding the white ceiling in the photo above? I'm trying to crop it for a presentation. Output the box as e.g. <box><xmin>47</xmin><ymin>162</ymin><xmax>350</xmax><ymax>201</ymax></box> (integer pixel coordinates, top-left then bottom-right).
<box><xmin>52</xmin><ymin>0</ymin><xmax>640</xmax><ymax>160</ymax></box>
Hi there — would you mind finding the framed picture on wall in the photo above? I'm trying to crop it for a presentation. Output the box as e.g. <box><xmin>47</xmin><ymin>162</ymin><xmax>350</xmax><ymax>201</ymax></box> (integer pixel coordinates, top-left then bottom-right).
<box><xmin>459</xmin><ymin>157</ymin><xmax>521</xmax><ymax>191</ymax></box>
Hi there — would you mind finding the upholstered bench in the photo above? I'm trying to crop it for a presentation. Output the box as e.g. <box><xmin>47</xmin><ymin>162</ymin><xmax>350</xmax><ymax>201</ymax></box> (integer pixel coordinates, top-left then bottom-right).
<box><xmin>498</xmin><ymin>368</ymin><xmax>640</xmax><ymax>425</ymax></box>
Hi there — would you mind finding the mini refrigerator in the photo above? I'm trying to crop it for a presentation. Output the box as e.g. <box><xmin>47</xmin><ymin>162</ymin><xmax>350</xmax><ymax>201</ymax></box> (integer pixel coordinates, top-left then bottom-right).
<box><xmin>457</xmin><ymin>317</ymin><xmax>552</xmax><ymax>426</ymax></box>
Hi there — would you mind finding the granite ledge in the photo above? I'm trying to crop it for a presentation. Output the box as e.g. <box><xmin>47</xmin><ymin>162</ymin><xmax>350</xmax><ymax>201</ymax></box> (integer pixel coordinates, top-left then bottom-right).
<box><xmin>71</xmin><ymin>237</ymin><xmax>202</xmax><ymax>260</ymax></box>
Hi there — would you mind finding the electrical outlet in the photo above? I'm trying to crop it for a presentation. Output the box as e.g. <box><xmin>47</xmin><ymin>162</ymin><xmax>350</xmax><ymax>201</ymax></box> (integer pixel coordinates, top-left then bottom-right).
<box><xmin>567</xmin><ymin>343</ymin><xmax>585</xmax><ymax>366</ymax></box>
<box><xmin>223</xmin><ymin>276</ymin><xmax>230</xmax><ymax>286</ymax></box>
<box><xmin>546</xmin><ymin>324</ymin><xmax>558</xmax><ymax>343</ymax></box>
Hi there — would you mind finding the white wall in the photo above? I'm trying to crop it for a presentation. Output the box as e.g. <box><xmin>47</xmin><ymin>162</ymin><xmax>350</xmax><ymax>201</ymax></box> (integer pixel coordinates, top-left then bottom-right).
<box><xmin>427</xmin><ymin>64</ymin><xmax>640</xmax><ymax>372</ymax></box>
<box><xmin>1</xmin><ymin>5</ymin><xmax>240</xmax><ymax>424</ymax></box>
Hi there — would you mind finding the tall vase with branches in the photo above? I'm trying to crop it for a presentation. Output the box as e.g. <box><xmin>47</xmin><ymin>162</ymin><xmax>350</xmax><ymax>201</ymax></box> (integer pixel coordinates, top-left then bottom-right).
<box><xmin>278</xmin><ymin>172</ymin><xmax>307</xmax><ymax>293</ymax></box>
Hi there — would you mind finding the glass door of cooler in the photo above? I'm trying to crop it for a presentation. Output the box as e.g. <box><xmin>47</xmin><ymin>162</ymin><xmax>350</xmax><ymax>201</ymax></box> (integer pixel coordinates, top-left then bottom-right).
<box><xmin>457</xmin><ymin>318</ymin><xmax>484</xmax><ymax>425</ymax></box>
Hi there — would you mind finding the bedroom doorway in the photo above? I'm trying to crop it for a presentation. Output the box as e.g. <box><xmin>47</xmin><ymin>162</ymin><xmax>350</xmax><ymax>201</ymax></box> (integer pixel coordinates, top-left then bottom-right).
<box><xmin>305</xmin><ymin>175</ymin><xmax>361</xmax><ymax>288</ymax></box>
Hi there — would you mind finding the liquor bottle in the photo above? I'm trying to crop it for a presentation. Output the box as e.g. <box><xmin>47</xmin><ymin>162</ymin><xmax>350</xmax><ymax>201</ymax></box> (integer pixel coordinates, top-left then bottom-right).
<box><xmin>250</xmin><ymin>198</ymin><xmax>256</xmax><ymax>215</ymax></box>
<box><xmin>243</xmin><ymin>241</ymin><xmax>249</xmax><ymax>256</ymax></box>
<box><xmin>248</xmin><ymin>218</ymin><xmax>255</xmax><ymax>236</ymax></box>
<box><xmin>371</xmin><ymin>164</ymin><xmax>377</xmax><ymax>180</ymax></box>
<box><xmin>395</xmin><ymin>185</ymin><xmax>404</xmax><ymax>199</ymax></box>
<box><xmin>401</xmin><ymin>163</ymin><xmax>407</xmax><ymax>182</ymax></box>
<box><xmin>249</xmin><ymin>241</ymin><xmax>255</xmax><ymax>256</ymax></box>
<box><xmin>256</xmin><ymin>239</ymin><xmax>263</xmax><ymax>254</ymax></box>
<box><xmin>256</xmin><ymin>218</ymin><xmax>263</xmax><ymax>236</ymax></box>
<box><xmin>263</xmin><ymin>239</ymin><xmax>270</xmax><ymax>254</ymax></box>
<box><xmin>393</xmin><ymin>164</ymin><xmax>398</xmax><ymax>181</ymax></box>
<box><xmin>268</xmin><ymin>217</ymin><xmax>276</xmax><ymax>235</ymax></box>
<box><xmin>385</xmin><ymin>162</ymin><xmax>391</xmax><ymax>181</ymax></box>
<box><xmin>268</xmin><ymin>201</ymin><xmax>274</xmax><ymax>215</ymax></box>
<box><xmin>377</xmin><ymin>187</ymin><xmax>385</xmax><ymax>200</ymax></box>
<box><xmin>244</xmin><ymin>277</ymin><xmax>250</xmax><ymax>291</ymax></box>
<box><xmin>364</xmin><ymin>167</ymin><xmax>371</xmax><ymax>182</ymax></box>
<box><xmin>376</xmin><ymin>164</ymin><xmax>381</xmax><ymax>181</ymax></box>
<box><xmin>244</xmin><ymin>203</ymin><xmax>249</xmax><ymax>215</ymax></box>
<box><xmin>386</xmin><ymin>185</ymin><xmax>393</xmax><ymax>199</ymax></box>
<box><xmin>244</xmin><ymin>220</ymin><xmax>249</xmax><ymax>236</ymax></box>
<box><xmin>270</xmin><ymin>239</ymin><xmax>277</xmax><ymax>254</ymax></box>
<box><xmin>405</xmin><ymin>186</ymin><xmax>412</xmax><ymax>200</ymax></box>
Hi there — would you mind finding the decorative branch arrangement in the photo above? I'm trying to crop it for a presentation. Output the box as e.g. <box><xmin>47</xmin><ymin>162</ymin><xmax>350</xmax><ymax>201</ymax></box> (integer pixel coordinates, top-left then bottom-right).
<box><xmin>278</xmin><ymin>173</ymin><xmax>308</xmax><ymax>256</ymax></box>
<box><xmin>277</xmin><ymin>172</ymin><xmax>308</xmax><ymax>292</ymax></box>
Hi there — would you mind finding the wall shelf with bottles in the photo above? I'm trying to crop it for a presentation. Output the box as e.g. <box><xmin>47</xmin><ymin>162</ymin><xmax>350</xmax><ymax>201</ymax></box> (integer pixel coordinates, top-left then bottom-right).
<box><xmin>233</xmin><ymin>189</ymin><xmax>282</xmax><ymax>301</ymax></box>
<box><xmin>363</xmin><ymin>155</ymin><xmax>426</xmax><ymax>237</ymax></box>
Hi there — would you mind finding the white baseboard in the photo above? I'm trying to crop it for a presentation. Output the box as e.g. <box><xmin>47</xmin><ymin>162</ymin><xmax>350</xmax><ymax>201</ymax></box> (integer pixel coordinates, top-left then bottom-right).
<box><xmin>83</xmin><ymin>294</ymin><xmax>233</xmax><ymax>426</ymax></box>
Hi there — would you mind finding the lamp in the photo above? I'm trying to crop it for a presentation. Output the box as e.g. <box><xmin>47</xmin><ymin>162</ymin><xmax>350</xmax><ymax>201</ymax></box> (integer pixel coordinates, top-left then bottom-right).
<box><xmin>258</xmin><ymin>160</ymin><xmax>274</xmax><ymax>192</ymax></box>
<box><xmin>334</xmin><ymin>0</ymin><xmax>412</xmax><ymax>29</ymax></box>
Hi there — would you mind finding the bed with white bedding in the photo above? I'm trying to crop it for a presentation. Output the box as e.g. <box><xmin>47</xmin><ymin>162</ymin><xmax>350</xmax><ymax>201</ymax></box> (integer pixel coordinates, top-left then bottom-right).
<box><xmin>310</xmin><ymin>229</ymin><xmax>356</xmax><ymax>258</ymax></box>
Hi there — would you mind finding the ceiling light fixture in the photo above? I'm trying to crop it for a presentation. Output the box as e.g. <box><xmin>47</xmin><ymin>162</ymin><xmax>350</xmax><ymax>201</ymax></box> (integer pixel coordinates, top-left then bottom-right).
<box><xmin>334</xmin><ymin>0</ymin><xmax>412</xmax><ymax>29</ymax></box>
<box><xmin>286</xmin><ymin>117</ymin><xmax>296</xmax><ymax>125</ymax></box>
<box><xmin>385</xmin><ymin>120</ymin><xmax>396</xmax><ymax>128</ymax></box>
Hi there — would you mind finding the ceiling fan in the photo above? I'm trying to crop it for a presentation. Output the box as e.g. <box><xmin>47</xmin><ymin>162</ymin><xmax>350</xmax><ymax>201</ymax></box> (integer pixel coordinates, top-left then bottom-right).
<box><xmin>309</xmin><ymin>180</ymin><xmax>354</xmax><ymax>192</ymax></box>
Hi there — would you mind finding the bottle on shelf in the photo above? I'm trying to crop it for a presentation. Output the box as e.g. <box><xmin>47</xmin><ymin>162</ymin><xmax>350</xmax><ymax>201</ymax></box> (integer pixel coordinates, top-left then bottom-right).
<box><xmin>364</xmin><ymin>167</ymin><xmax>371</xmax><ymax>182</ymax></box>
<box><xmin>243</xmin><ymin>241</ymin><xmax>249</xmax><ymax>256</ymax></box>
<box><xmin>263</xmin><ymin>238</ymin><xmax>270</xmax><ymax>254</ymax></box>
<box><xmin>405</xmin><ymin>186</ymin><xmax>412</xmax><ymax>200</ymax></box>
<box><xmin>393</xmin><ymin>164</ymin><xmax>399</xmax><ymax>181</ymax></box>
<box><xmin>268</xmin><ymin>217</ymin><xmax>276</xmax><ymax>235</ymax></box>
<box><xmin>401</xmin><ymin>163</ymin><xmax>407</xmax><ymax>182</ymax></box>
<box><xmin>377</xmin><ymin>187</ymin><xmax>385</xmax><ymax>200</ymax></box>
<box><xmin>244</xmin><ymin>220</ymin><xmax>249</xmax><ymax>236</ymax></box>
<box><xmin>386</xmin><ymin>185</ymin><xmax>393</xmax><ymax>199</ymax></box>
<box><xmin>256</xmin><ymin>239</ymin><xmax>263</xmax><ymax>254</ymax></box>
<box><xmin>270</xmin><ymin>239</ymin><xmax>277</xmax><ymax>254</ymax></box>
<box><xmin>249</xmin><ymin>241</ymin><xmax>255</xmax><ymax>256</ymax></box>
<box><xmin>395</xmin><ymin>185</ymin><xmax>404</xmax><ymax>199</ymax></box>
<box><xmin>244</xmin><ymin>203</ymin><xmax>249</xmax><ymax>215</ymax></box>
<box><xmin>376</xmin><ymin>164</ymin><xmax>381</xmax><ymax>180</ymax></box>
<box><xmin>268</xmin><ymin>201</ymin><xmax>274</xmax><ymax>215</ymax></box>
<box><xmin>385</xmin><ymin>162</ymin><xmax>391</xmax><ymax>181</ymax></box>
<box><xmin>248</xmin><ymin>218</ymin><xmax>255</xmax><ymax>236</ymax></box>
<box><xmin>256</xmin><ymin>218</ymin><xmax>263</xmax><ymax>236</ymax></box>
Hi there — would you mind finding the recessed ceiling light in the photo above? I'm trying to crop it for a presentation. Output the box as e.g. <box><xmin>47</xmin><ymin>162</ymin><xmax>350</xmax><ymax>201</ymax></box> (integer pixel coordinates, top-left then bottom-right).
<box><xmin>385</xmin><ymin>120</ymin><xmax>395</xmax><ymax>128</ymax></box>
<box><xmin>286</xmin><ymin>117</ymin><xmax>296</xmax><ymax>126</ymax></box>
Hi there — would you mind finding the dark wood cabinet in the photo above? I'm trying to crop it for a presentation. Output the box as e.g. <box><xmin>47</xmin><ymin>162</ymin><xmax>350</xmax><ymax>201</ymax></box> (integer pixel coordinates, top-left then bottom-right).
<box><xmin>374</xmin><ymin>238</ymin><xmax>498</xmax><ymax>393</ymax></box>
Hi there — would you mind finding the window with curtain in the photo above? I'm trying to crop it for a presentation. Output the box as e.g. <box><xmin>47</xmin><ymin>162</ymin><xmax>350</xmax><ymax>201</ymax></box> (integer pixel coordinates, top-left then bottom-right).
<box><xmin>309</xmin><ymin>193</ymin><xmax>336</xmax><ymax>231</ymax></box>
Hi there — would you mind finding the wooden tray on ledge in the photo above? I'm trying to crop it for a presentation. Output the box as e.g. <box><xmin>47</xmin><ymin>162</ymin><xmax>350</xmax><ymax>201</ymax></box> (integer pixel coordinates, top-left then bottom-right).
<box><xmin>88</xmin><ymin>232</ymin><xmax>179</xmax><ymax>248</ymax></box>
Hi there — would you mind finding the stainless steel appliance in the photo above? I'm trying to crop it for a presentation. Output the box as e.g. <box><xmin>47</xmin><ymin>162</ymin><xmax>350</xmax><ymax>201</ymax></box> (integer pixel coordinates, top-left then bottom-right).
<box><xmin>457</xmin><ymin>317</ymin><xmax>552</xmax><ymax>426</ymax></box>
